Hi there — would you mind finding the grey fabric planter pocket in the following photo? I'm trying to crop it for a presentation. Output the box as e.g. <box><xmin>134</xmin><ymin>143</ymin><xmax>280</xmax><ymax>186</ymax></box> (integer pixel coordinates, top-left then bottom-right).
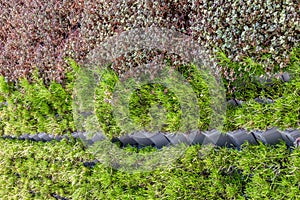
<box><xmin>165</xmin><ymin>133</ymin><xmax>190</xmax><ymax>145</ymax></box>
<box><xmin>227</xmin><ymin>129</ymin><xmax>257</xmax><ymax>149</ymax></box>
<box><xmin>252</xmin><ymin>127</ymin><xmax>283</xmax><ymax>145</ymax></box>
<box><xmin>202</xmin><ymin>130</ymin><xmax>235</xmax><ymax>148</ymax></box>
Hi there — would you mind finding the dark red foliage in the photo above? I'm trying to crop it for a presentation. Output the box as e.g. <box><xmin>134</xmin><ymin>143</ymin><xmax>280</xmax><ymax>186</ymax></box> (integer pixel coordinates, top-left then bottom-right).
<box><xmin>0</xmin><ymin>0</ymin><xmax>299</xmax><ymax>86</ymax></box>
<box><xmin>0</xmin><ymin>0</ymin><xmax>85</xmax><ymax>85</ymax></box>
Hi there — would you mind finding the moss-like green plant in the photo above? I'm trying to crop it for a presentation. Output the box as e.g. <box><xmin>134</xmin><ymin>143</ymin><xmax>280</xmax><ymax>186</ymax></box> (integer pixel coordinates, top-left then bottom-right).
<box><xmin>0</xmin><ymin>67</ymin><xmax>75</xmax><ymax>136</ymax></box>
<box><xmin>93</xmin><ymin>60</ymin><xmax>216</xmax><ymax>138</ymax></box>
<box><xmin>0</xmin><ymin>46</ymin><xmax>298</xmax><ymax>138</ymax></box>
<box><xmin>1</xmin><ymin>138</ymin><xmax>300</xmax><ymax>199</ymax></box>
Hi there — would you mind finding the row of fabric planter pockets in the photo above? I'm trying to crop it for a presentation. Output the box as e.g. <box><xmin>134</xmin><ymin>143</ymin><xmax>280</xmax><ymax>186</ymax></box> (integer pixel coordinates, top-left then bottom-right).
<box><xmin>1</xmin><ymin>127</ymin><xmax>300</xmax><ymax>168</ymax></box>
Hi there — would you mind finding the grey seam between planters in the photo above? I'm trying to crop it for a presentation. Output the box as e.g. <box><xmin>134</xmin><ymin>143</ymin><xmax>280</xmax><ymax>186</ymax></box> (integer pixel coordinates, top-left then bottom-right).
<box><xmin>1</xmin><ymin>127</ymin><xmax>300</xmax><ymax>168</ymax></box>
<box><xmin>1</xmin><ymin>128</ymin><xmax>300</xmax><ymax>149</ymax></box>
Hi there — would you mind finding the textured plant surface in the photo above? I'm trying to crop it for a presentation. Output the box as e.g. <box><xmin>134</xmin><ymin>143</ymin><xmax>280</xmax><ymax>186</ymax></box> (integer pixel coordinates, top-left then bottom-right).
<box><xmin>0</xmin><ymin>0</ymin><xmax>84</xmax><ymax>85</ymax></box>
<box><xmin>1</xmin><ymin>138</ymin><xmax>300</xmax><ymax>199</ymax></box>
<box><xmin>0</xmin><ymin>46</ymin><xmax>298</xmax><ymax>138</ymax></box>
<box><xmin>0</xmin><ymin>1</ymin><xmax>300</xmax><ymax>199</ymax></box>
<box><xmin>0</xmin><ymin>0</ymin><xmax>299</xmax><ymax>90</ymax></box>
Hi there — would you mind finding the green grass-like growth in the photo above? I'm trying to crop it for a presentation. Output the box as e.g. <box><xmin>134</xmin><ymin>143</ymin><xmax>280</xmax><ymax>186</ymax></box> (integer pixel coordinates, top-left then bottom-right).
<box><xmin>93</xmin><ymin>62</ymin><xmax>215</xmax><ymax>138</ymax></box>
<box><xmin>221</xmin><ymin>46</ymin><xmax>300</xmax><ymax>131</ymax></box>
<box><xmin>216</xmin><ymin>46</ymin><xmax>297</xmax><ymax>100</ymax></box>
<box><xmin>0</xmin><ymin>68</ymin><xmax>76</xmax><ymax>136</ymax></box>
<box><xmin>0</xmin><ymin>46</ymin><xmax>299</xmax><ymax>199</ymax></box>
<box><xmin>1</xmin><ymin>138</ymin><xmax>300</xmax><ymax>199</ymax></box>
<box><xmin>0</xmin><ymin>46</ymin><xmax>298</xmax><ymax>137</ymax></box>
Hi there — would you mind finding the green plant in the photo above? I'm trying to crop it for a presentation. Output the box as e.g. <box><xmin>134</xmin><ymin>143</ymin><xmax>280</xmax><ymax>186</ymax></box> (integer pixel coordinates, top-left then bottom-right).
<box><xmin>0</xmin><ymin>67</ymin><xmax>75</xmax><ymax>136</ymax></box>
